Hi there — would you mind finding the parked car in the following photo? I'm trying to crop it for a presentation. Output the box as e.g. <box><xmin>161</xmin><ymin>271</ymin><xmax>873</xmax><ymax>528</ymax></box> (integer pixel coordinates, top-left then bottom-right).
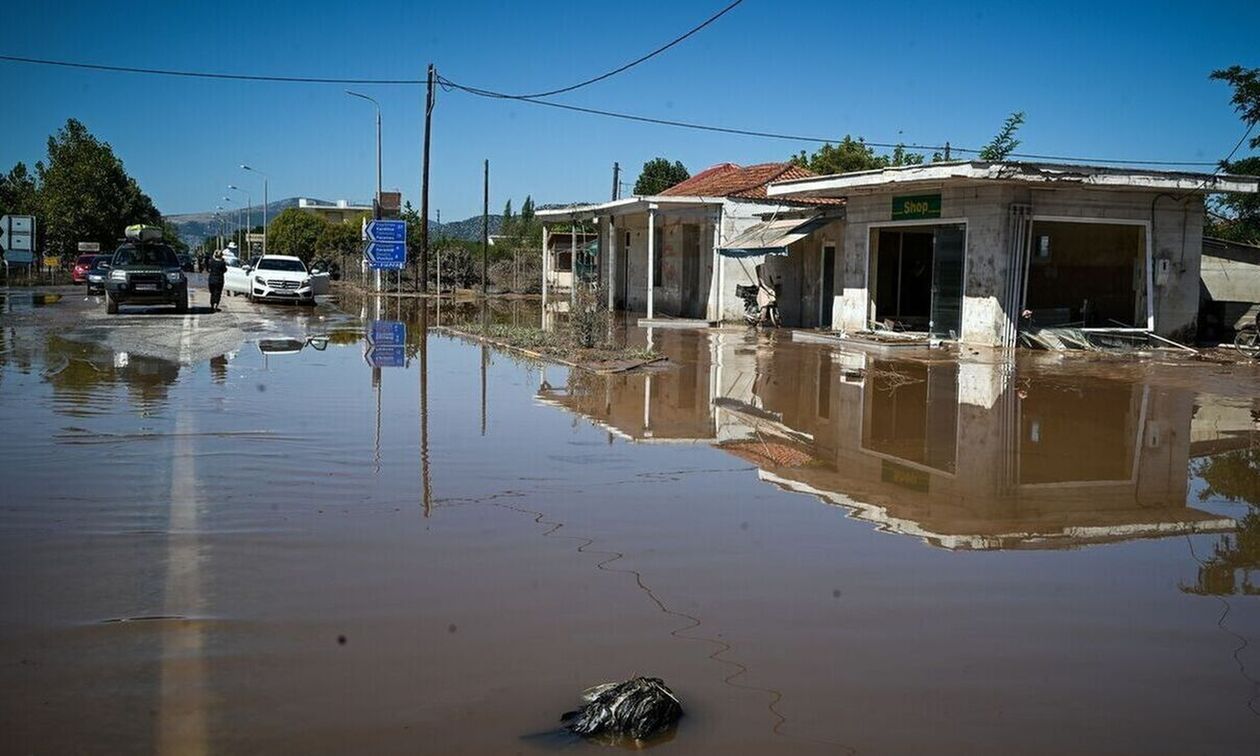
<box><xmin>223</xmin><ymin>257</ymin><xmax>251</xmax><ymax>297</ymax></box>
<box><xmin>103</xmin><ymin>238</ymin><xmax>189</xmax><ymax>314</ymax></box>
<box><xmin>247</xmin><ymin>255</ymin><xmax>317</xmax><ymax>305</ymax></box>
<box><xmin>177</xmin><ymin>253</ymin><xmax>195</xmax><ymax>272</ymax></box>
<box><xmin>71</xmin><ymin>254</ymin><xmax>99</xmax><ymax>285</ymax></box>
<box><xmin>85</xmin><ymin>256</ymin><xmax>113</xmax><ymax>294</ymax></box>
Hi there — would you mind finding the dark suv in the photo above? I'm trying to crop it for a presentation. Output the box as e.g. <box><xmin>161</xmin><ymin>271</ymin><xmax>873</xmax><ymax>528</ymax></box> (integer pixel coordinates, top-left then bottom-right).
<box><xmin>104</xmin><ymin>243</ymin><xmax>189</xmax><ymax>314</ymax></box>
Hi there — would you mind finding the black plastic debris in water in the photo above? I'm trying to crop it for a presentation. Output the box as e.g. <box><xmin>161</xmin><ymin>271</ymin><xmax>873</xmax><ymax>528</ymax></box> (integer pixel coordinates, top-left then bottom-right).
<box><xmin>561</xmin><ymin>676</ymin><xmax>683</xmax><ymax>742</ymax></box>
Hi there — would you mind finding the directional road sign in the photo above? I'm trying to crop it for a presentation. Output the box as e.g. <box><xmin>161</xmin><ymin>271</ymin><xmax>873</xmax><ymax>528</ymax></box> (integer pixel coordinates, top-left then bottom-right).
<box><xmin>364</xmin><ymin>320</ymin><xmax>407</xmax><ymax>367</ymax></box>
<box><xmin>366</xmin><ymin>319</ymin><xmax>406</xmax><ymax>347</ymax></box>
<box><xmin>0</xmin><ymin>215</ymin><xmax>36</xmax><ymax>264</ymax></box>
<box><xmin>364</xmin><ymin>219</ymin><xmax>407</xmax><ymax>270</ymax></box>
<box><xmin>365</xmin><ymin>344</ymin><xmax>407</xmax><ymax>368</ymax></box>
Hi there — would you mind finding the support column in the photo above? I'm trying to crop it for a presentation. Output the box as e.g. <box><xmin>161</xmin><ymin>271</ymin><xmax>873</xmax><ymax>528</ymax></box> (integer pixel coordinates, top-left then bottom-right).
<box><xmin>607</xmin><ymin>217</ymin><xmax>617</xmax><ymax>311</ymax></box>
<box><xmin>570</xmin><ymin>223</ymin><xmax>577</xmax><ymax>309</ymax></box>
<box><xmin>646</xmin><ymin>204</ymin><xmax>657</xmax><ymax>319</ymax></box>
<box><xmin>541</xmin><ymin>224</ymin><xmax>550</xmax><ymax>328</ymax></box>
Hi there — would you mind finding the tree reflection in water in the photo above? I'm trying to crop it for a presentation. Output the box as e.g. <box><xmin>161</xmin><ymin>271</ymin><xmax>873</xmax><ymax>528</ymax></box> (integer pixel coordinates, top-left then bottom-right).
<box><xmin>1184</xmin><ymin>447</ymin><xmax>1260</xmax><ymax>596</ymax></box>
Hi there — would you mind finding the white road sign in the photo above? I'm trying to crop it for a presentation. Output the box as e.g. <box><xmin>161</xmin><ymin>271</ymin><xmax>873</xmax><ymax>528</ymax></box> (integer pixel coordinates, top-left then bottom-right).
<box><xmin>0</xmin><ymin>214</ymin><xmax>36</xmax><ymax>264</ymax></box>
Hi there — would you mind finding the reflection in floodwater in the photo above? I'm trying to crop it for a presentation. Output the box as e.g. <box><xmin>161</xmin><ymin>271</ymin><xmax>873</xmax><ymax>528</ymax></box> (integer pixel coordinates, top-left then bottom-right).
<box><xmin>540</xmin><ymin>330</ymin><xmax>1248</xmax><ymax>551</ymax></box>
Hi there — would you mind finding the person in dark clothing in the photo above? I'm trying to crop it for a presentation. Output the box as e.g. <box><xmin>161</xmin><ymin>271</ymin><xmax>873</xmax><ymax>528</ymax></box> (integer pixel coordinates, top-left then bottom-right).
<box><xmin>207</xmin><ymin>250</ymin><xmax>227</xmax><ymax>311</ymax></box>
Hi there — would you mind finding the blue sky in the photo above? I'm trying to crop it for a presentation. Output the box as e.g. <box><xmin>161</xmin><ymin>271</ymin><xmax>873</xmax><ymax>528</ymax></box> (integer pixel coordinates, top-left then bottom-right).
<box><xmin>1</xmin><ymin>0</ymin><xmax>1257</xmax><ymax>220</ymax></box>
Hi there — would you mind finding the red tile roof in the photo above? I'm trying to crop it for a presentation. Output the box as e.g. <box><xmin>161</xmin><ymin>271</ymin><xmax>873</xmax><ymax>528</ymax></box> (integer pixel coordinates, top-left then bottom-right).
<box><xmin>658</xmin><ymin>162</ymin><xmax>841</xmax><ymax>204</ymax></box>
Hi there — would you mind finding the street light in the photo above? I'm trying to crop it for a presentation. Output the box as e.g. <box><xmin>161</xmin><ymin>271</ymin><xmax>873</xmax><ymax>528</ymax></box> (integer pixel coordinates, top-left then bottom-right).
<box><xmin>222</xmin><ymin>197</ymin><xmax>239</xmax><ymax>252</ymax></box>
<box><xmin>240</xmin><ymin>164</ymin><xmax>268</xmax><ymax>256</ymax></box>
<box><xmin>346</xmin><ymin>90</ymin><xmax>383</xmax><ymax>293</ymax></box>
<box><xmin>227</xmin><ymin>184</ymin><xmax>252</xmax><ymax>256</ymax></box>
<box><xmin>214</xmin><ymin>208</ymin><xmax>225</xmax><ymax>251</ymax></box>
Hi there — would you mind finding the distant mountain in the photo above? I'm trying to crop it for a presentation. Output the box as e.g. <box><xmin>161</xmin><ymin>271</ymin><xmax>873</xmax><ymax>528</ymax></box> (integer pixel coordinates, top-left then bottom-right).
<box><xmin>164</xmin><ymin>198</ymin><xmax>307</xmax><ymax>247</ymax></box>
<box><xmin>166</xmin><ymin>198</ymin><xmax>504</xmax><ymax>247</ymax></box>
<box><xmin>431</xmin><ymin>215</ymin><xmax>502</xmax><ymax>242</ymax></box>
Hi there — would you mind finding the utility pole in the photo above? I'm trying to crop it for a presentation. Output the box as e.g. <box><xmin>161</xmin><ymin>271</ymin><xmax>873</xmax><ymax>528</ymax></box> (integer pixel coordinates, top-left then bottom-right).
<box><xmin>611</xmin><ymin>162</ymin><xmax>620</xmax><ymax>201</ymax></box>
<box><xmin>419</xmin><ymin>63</ymin><xmax>435</xmax><ymax>293</ymax></box>
<box><xmin>944</xmin><ymin>141</ymin><xmax>951</xmax><ymax>161</ymax></box>
<box><xmin>482</xmin><ymin>159</ymin><xmax>489</xmax><ymax>296</ymax></box>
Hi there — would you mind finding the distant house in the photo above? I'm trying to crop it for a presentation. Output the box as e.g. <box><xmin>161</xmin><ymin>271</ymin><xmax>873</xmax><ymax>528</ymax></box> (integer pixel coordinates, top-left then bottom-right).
<box><xmin>297</xmin><ymin>198</ymin><xmax>373</xmax><ymax>224</ymax></box>
<box><xmin>537</xmin><ymin>162</ymin><xmax>833</xmax><ymax>322</ymax></box>
<box><xmin>542</xmin><ymin>230</ymin><xmax>599</xmax><ymax>291</ymax></box>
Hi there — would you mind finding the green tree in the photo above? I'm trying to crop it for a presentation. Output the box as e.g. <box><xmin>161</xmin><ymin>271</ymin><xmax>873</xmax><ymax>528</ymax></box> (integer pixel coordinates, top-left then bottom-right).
<box><xmin>35</xmin><ymin>119</ymin><xmax>161</xmax><ymax>258</ymax></box>
<box><xmin>316</xmin><ymin>219</ymin><xmax>362</xmax><ymax>256</ymax></box>
<box><xmin>978</xmin><ymin>111</ymin><xmax>1026</xmax><ymax>161</ymax></box>
<box><xmin>633</xmin><ymin>158</ymin><xmax>690</xmax><ymax>195</ymax></box>
<box><xmin>266</xmin><ymin>208</ymin><xmax>327</xmax><ymax>261</ymax></box>
<box><xmin>790</xmin><ymin>136</ymin><xmax>928</xmax><ymax>175</ymax></box>
<box><xmin>160</xmin><ymin>220</ymin><xmax>188</xmax><ymax>253</ymax></box>
<box><xmin>500</xmin><ymin>199</ymin><xmax>514</xmax><ymax>239</ymax></box>
<box><xmin>0</xmin><ymin>162</ymin><xmax>39</xmax><ymax>217</ymax></box>
<box><xmin>1207</xmin><ymin>66</ymin><xmax>1260</xmax><ymax>244</ymax></box>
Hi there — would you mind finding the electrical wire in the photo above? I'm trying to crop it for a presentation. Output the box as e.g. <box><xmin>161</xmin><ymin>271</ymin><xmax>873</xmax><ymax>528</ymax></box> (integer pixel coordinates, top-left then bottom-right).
<box><xmin>0</xmin><ymin>51</ymin><xmax>1232</xmax><ymax>167</ymax></box>
<box><xmin>0</xmin><ymin>53</ymin><xmax>425</xmax><ymax>84</ymax></box>
<box><xmin>438</xmin><ymin>75</ymin><xmax>1221</xmax><ymax>167</ymax></box>
<box><xmin>451</xmin><ymin>0</ymin><xmax>745</xmax><ymax>99</ymax></box>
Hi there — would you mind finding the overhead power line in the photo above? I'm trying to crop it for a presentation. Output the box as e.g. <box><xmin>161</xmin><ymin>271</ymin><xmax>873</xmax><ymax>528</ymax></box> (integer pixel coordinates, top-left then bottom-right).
<box><xmin>0</xmin><ymin>54</ymin><xmax>425</xmax><ymax>84</ymax></box>
<box><xmin>438</xmin><ymin>76</ymin><xmax>1221</xmax><ymax>167</ymax></box>
<box><xmin>450</xmin><ymin>0</ymin><xmax>745</xmax><ymax>99</ymax></box>
<box><xmin>0</xmin><ymin>52</ymin><xmax>1226</xmax><ymax>168</ymax></box>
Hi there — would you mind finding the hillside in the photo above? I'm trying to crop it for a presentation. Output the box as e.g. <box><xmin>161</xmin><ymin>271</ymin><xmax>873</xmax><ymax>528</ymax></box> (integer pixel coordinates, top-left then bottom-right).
<box><xmin>165</xmin><ymin>198</ymin><xmax>503</xmax><ymax>247</ymax></box>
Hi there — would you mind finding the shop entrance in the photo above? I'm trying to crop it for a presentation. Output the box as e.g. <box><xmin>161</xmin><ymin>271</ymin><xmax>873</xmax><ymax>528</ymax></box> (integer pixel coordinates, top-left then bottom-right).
<box><xmin>869</xmin><ymin>224</ymin><xmax>965</xmax><ymax>337</ymax></box>
<box><xmin>1023</xmin><ymin>220</ymin><xmax>1149</xmax><ymax>328</ymax></box>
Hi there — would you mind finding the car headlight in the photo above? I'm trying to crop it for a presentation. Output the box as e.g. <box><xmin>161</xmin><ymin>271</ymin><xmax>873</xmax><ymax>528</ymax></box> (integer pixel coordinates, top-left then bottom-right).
<box><xmin>109</xmin><ymin>270</ymin><xmax>127</xmax><ymax>281</ymax></box>
<box><xmin>166</xmin><ymin>272</ymin><xmax>183</xmax><ymax>283</ymax></box>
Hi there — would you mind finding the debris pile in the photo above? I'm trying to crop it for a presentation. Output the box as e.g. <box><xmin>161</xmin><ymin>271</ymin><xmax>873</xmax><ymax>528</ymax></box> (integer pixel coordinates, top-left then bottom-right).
<box><xmin>562</xmin><ymin>676</ymin><xmax>683</xmax><ymax>742</ymax></box>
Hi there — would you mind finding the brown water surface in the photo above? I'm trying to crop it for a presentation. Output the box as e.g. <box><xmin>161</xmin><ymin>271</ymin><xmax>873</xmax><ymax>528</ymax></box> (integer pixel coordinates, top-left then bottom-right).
<box><xmin>2</xmin><ymin>293</ymin><xmax>1259</xmax><ymax>754</ymax></box>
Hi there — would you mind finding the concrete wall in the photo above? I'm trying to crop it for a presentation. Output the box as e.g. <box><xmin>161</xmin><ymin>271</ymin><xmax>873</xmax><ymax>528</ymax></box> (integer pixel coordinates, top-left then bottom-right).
<box><xmin>714</xmin><ymin>215</ymin><xmax>845</xmax><ymax>325</ymax></box>
<box><xmin>836</xmin><ymin>184</ymin><xmax>1204</xmax><ymax>346</ymax></box>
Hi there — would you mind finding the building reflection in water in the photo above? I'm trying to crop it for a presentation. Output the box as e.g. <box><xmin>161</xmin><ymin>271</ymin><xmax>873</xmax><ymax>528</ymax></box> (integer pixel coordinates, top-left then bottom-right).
<box><xmin>538</xmin><ymin>331</ymin><xmax>1243</xmax><ymax>551</ymax></box>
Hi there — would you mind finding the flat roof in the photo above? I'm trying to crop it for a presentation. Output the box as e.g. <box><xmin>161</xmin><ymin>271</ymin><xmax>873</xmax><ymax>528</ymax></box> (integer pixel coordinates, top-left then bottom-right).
<box><xmin>767</xmin><ymin>160</ymin><xmax>1260</xmax><ymax>198</ymax></box>
<box><xmin>536</xmin><ymin>195</ymin><xmax>725</xmax><ymax>222</ymax></box>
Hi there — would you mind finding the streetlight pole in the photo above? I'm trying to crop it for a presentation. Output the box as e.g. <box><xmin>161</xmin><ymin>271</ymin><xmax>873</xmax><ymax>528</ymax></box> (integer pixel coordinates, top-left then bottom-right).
<box><xmin>222</xmin><ymin>196</ymin><xmax>237</xmax><ymax>253</ymax></box>
<box><xmin>216</xmin><ymin>207</ymin><xmax>226</xmax><ymax>251</ymax></box>
<box><xmin>241</xmin><ymin>165</ymin><xmax>268</xmax><ymax>256</ymax></box>
<box><xmin>228</xmin><ymin>185</ymin><xmax>252</xmax><ymax>256</ymax></box>
<box><xmin>346</xmin><ymin>90</ymin><xmax>382</xmax><ymax>293</ymax></box>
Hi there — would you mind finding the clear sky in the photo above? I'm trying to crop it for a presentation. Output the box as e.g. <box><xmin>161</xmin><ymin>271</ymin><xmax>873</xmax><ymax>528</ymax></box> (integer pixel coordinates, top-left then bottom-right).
<box><xmin>1</xmin><ymin>0</ymin><xmax>1257</xmax><ymax>220</ymax></box>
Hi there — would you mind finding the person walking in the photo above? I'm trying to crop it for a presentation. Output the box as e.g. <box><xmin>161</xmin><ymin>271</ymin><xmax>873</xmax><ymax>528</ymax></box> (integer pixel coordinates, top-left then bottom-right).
<box><xmin>207</xmin><ymin>249</ymin><xmax>227</xmax><ymax>311</ymax></box>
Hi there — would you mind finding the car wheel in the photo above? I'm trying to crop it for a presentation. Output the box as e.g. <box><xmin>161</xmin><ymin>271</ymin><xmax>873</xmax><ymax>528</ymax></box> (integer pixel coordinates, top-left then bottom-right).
<box><xmin>106</xmin><ymin>295</ymin><xmax>119</xmax><ymax>314</ymax></box>
<box><xmin>175</xmin><ymin>291</ymin><xmax>189</xmax><ymax>314</ymax></box>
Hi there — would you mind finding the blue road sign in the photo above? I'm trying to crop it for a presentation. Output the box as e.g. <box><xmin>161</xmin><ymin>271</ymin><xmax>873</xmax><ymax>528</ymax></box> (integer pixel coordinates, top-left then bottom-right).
<box><xmin>367</xmin><ymin>320</ymin><xmax>406</xmax><ymax>347</ymax></box>
<box><xmin>366</xmin><ymin>219</ymin><xmax>406</xmax><ymax>243</ymax></box>
<box><xmin>364</xmin><ymin>219</ymin><xmax>407</xmax><ymax>269</ymax></box>
<box><xmin>365</xmin><ymin>345</ymin><xmax>406</xmax><ymax>368</ymax></box>
<box><xmin>365</xmin><ymin>241</ymin><xmax>407</xmax><ymax>270</ymax></box>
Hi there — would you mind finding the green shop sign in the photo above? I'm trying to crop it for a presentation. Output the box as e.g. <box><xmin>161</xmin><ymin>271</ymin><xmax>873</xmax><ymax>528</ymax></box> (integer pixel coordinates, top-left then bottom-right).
<box><xmin>891</xmin><ymin>194</ymin><xmax>941</xmax><ymax>221</ymax></box>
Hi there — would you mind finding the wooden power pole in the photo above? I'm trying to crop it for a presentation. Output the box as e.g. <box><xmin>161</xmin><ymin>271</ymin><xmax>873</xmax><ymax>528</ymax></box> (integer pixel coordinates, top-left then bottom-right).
<box><xmin>419</xmin><ymin>63</ymin><xmax>435</xmax><ymax>293</ymax></box>
<box><xmin>482</xmin><ymin>159</ymin><xmax>489</xmax><ymax>296</ymax></box>
<box><xmin>611</xmin><ymin>162</ymin><xmax>620</xmax><ymax>200</ymax></box>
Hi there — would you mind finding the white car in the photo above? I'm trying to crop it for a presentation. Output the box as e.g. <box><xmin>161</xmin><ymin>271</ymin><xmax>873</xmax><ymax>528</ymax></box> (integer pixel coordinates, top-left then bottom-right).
<box><xmin>223</xmin><ymin>257</ymin><xmax>251</xmax><ymax>297</ymax></box>
<box><xmin>244</xmin><ymin>255</ymin><xmax>317</xmax><ymax>305</ymax></box>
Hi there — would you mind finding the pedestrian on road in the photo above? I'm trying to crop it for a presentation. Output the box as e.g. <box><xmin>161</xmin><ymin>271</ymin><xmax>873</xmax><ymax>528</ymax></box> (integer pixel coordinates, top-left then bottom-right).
<box><xmin>207</xmin><ymin>250</ymin><xmax>227</xmax><ymax>311</ymax></box>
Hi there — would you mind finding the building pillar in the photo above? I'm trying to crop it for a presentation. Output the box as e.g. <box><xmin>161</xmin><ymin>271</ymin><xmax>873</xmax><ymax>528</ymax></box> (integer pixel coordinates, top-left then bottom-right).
<box><xmin>607</xmin><ymin>216</ymin><xmax>616</xmax><ymax>311</ymax></box>
<box><xmin>646</xmin><ymin>204</ymin><xmax>657</xmax><ymax>319</ymax></box>
<box><xmin>541</xmin><ymin>223</ymin><xmax>550</xmax><ymax>327</ymax></box>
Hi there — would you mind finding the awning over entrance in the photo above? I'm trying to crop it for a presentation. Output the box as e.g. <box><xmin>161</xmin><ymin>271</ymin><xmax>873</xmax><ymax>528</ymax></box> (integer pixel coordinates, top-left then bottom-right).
<box><xmin>720</xmin><ymin>216</ymin><xmax>830</xmax><ymax>257</ymax></box>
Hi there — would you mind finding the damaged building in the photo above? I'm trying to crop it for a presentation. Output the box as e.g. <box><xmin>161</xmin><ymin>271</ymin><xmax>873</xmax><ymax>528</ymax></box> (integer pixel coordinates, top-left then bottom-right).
<box><xmin>766</xmin><ymin>161</ymin><xmax>1259</xmax><ymax>348</ymax></box>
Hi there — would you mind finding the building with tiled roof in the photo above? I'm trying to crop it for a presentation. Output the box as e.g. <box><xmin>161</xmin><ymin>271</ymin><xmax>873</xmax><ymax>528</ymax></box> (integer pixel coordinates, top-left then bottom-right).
<box><xmin>538</xmin><ymin>161</ymin><xmax>844</xmax><ymax>326</ymax></box>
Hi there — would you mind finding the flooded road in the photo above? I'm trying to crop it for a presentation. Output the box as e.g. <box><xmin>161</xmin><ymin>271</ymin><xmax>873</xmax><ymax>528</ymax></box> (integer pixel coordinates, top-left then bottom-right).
<box><xmin>3</xmin><ymin>285</ymin><xmax>1259</xmax><ymax>754</ymax></box>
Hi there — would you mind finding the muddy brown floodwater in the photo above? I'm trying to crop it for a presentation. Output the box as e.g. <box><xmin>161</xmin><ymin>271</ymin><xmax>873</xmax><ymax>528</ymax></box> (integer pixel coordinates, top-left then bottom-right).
<box><xmin>3</xmin><ymin>289</ymin><xmax>1260</xmax><ymax>754</ymax></box>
